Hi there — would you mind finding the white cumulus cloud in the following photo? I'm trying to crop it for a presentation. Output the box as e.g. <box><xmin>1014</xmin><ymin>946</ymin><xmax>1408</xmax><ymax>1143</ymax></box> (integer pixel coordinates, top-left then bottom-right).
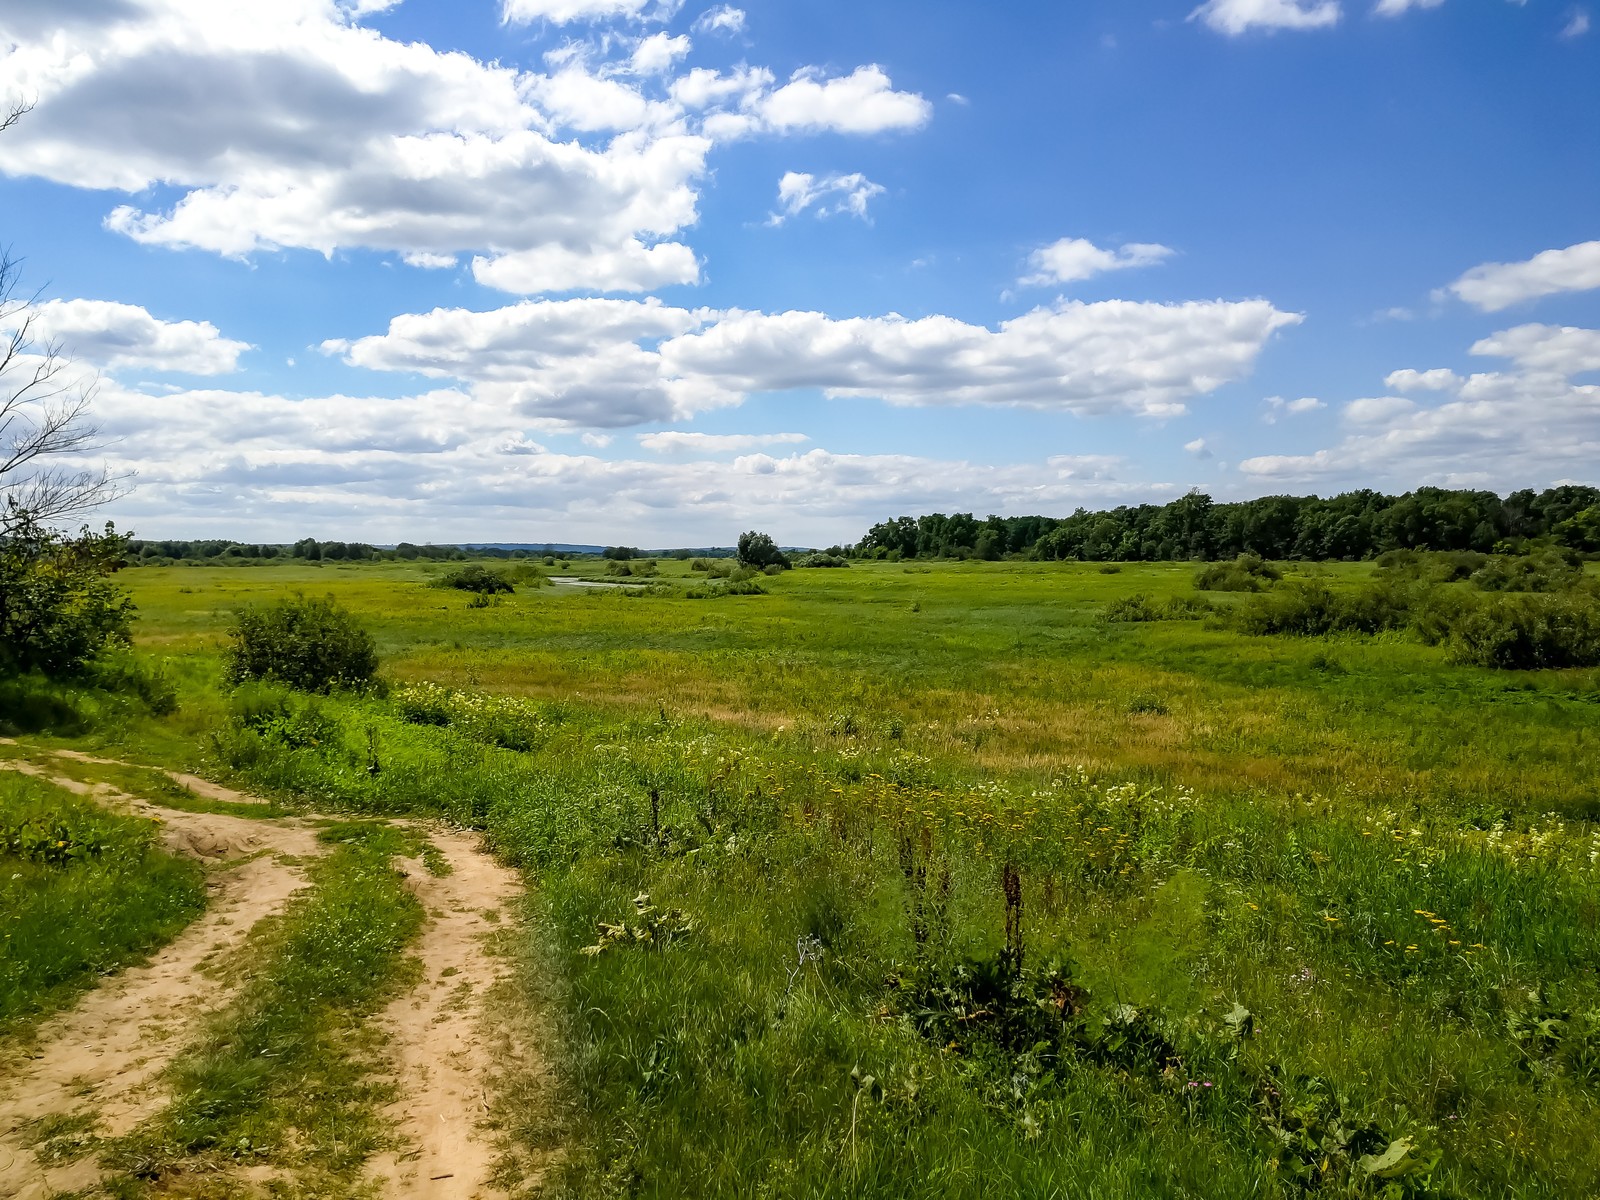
<box><xmin>638</xmin><ymin>431</ymin><xmax>808</xmax><ymax>453</ymax></box>
<box><xmin>1239</xmin><ymin>323</ymin><xmax>1600</xmax><ymax>488</ymax></box>
<box><xmin>29</xmin><ymin>298</ymin><xmax>250</xmax><ymax>375</ymax></box>
<box><xmin>1191</xmin><ymin>0</ymin><xmax>1342</xmax><ymax>35</ymax></box>
<box><xmin>1021</xmin><ymin>238</ymin><xmax>1175</xmax><ymax>287</ymax></box>
<box><xmin>0</xmin><ymin>0</ymin><xmax>929</xmax><ymax>296</ymax></box>
<box><xmin>1373</xmin><ymin>0</ymin><xmax>1444</xmax><ymax>15</ymax></box>
<box><xmin>1444</xmin><ymin>240</ymin><xmax>1600</xmax><ymax>311</ymax></box>
<box><xmin>502</xmin><ymin>0</ymin><xmax>659</xmax><ymax>24</ymax></box>
<box><xmin>693</xmin><ymin>5</ymin><xmax>745</xmax><ymax>34</ymax></box>
<box><xmin>324</xmin><ymin>296</ymin><xmax>1301</xmax><ymax>428</ymax></box>
<box><xmin>1384</xmin><ymin>368</ymin><xmax>1460</xmax><ymax>392</ymax></box>
<box><xmin>756</xmin><ymin>67</ymin><xmax>933</xmax><ymax>135</ymax></box>
<box><xmin>770</xmin><ymin>171</ymin><xmax>886</xmax><ymax>224</ymax></box>
<box><xmin>1262</xmin><ymin>395</ymin><xmax>1325</xmax><ymax>422</ymax></box>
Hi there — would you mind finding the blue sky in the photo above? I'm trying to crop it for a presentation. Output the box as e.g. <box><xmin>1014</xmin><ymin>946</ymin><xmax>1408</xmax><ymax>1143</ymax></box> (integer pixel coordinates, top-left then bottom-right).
<box><xmin>1</xmin><ymin>0</ymin><xmax>1596</xmax><ymax>545</ymax></box>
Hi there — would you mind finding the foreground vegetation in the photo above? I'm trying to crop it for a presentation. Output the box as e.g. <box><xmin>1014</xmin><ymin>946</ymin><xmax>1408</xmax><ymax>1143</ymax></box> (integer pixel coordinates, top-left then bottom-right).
<box><xmin>0</xmin><ymin>773</ymin><xmax>204</xmax><ymax>1034</ymax></box>
<box><xmin>6</xmin><ymin>552</ymin><xmax>1600</xmax><ymax>1197</ymax></box>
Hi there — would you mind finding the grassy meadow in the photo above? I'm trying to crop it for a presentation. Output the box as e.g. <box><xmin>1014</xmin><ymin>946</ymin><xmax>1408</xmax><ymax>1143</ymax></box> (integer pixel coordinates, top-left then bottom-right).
<box><xmin>8</xmin><ymin>555</ymin><xmax>1600</xmax><ymax>1197</ymax></box>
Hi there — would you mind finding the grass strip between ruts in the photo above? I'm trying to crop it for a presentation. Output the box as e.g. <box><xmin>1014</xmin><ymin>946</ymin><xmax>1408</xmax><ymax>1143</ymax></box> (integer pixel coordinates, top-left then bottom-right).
<box><xmin>105</xmin><ymin>820</ymin><xmax>425</xmax><ymax>1198</ymax></box>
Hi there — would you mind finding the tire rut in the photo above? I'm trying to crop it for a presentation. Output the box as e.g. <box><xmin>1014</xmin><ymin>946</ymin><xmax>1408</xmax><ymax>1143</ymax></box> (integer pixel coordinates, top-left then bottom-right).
<box><xmin>366</xmin><ymin>829</ymin><xmax>549</xmax><ymax>1200</ymax></box>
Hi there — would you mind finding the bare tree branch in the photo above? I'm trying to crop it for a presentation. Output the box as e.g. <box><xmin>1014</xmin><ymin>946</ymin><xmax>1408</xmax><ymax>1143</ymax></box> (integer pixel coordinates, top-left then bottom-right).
<box><xmin>0</xmin><ymin>98</ymin><xmax>32</xmax><ymax>136</ymax></box>
<box><xmin>0</xmin><ymin>101</ymin><xmax>132</xmax><ymax>535</ymax></box>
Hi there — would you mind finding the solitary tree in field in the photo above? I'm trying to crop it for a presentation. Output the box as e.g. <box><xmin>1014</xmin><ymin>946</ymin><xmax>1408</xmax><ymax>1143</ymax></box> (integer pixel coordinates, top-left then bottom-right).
<box><xmin>736</xmin><ymin>530</ymin><xmax>790</xmax><ymax>570</ymax></box>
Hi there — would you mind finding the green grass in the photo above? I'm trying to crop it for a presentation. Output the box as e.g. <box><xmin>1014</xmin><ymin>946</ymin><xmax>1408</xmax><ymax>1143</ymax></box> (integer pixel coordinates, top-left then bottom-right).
<box><xmin>0</xmin><ymin>774</ymin><xmax>206</xmax><ymax>1035</ymax></box>
<box><xmin>106</xmin><ymin>820</ymin><xmax>426</xmax><ymax>1197</ymax></box>
<box><xmin>20</xmin><ymin>556</ymin><xmax>1600</xmax><ymax>1196</ymax></box>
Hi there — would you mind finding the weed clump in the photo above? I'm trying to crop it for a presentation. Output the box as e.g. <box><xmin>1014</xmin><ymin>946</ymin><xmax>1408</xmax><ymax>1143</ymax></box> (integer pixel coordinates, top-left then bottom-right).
<box><xmin>1102</xmin><ymin>593</ymin><xmax>1214</xmax><ymax>622</ymax></box>
<box><xmin>224</xmin><ymin>595</ymin><xmax>378</xmax><ymax>692</ymax></box>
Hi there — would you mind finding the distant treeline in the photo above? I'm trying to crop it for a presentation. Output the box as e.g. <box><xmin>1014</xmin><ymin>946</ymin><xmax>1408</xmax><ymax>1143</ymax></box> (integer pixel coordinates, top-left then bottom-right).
<box><xmin>854</xmin><ymin>486</ymin><xmax>1600</xmax><ymax>562</ymax></box>
<box><xmin>126</xmin><ymin>538</ymin><xmax>740</xmax><ymax>565</ymax></box>
<box><xmin>129</xmin><ymin>538</ymin><xmax>555</xmax><ymax>564</ymax></box>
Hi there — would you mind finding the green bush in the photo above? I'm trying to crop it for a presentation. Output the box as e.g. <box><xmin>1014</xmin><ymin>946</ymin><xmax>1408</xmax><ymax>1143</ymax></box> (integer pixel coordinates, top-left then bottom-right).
<box><xmin>0</xmin><ymin>514</ymin><xmax>134</xmax><ymax>676</ymax></box>
<box><xmin>1442</xmin><ymin>592</ymin><xmax>1600</xmax><ymax>669</ymax></box>
<box><xmin>224</xmin><ymin>596</ymin><xmax>378</xmax><ymax>692</ymax></box>
<box><xmin>1377</xmin><ymin>549</ymin><xmax>1488</xmax><ymax>583</ymax></box>
<box><xmin>1469</xmin><ymin>548</ymin><xmax>1584</xmax><ymax>593</ymax></box>
<box><xmin>1195</xmin><ymin>554</ymin><xmax>1281</xmax><ymax>593</ymax></box>
<box><xmin>606</xmin><ymin>559</ymin><xmax>658</xmax><ymax>578</ymax></box>
<box><xmin>434</xmin><ymin>564</ymin><xmax>515</xmax><ymax>594</ymax></box>
<box><xmin>795</xmin><ymin>552</ymin><xmax>850</xmax><ymax>568</ymax></box>
<box><xmin>1233</xmin><ymin>578</ymin><xmax>1416</xmax><ymax>637</ymax></box>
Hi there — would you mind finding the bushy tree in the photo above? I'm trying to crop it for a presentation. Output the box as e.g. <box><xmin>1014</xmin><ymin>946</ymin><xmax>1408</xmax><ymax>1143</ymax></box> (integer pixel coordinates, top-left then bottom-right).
<box><xmin>0</xmin><ymin>509</ymin><xmax>133</xmax><ymax>675</ymax></box>
<box><xmin>435</xmin><ymin>564</ymin><xmax>514</xmax><ymax>594</ymax></box>
<box><xmin>224</xmin><ymin>595</ymin><xmax>378</xmax><ymax>692</ymax></box>
<box><xmin>736</xmin><ymin>530</ymin><xmax>789</xmax><ymax>570</ymax></box>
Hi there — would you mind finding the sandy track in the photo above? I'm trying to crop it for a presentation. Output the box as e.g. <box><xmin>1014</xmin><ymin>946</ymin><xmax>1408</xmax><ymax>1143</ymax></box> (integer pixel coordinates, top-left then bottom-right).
<box><xmin>0</xmin><ymin>739</ymin><xmax>271</xmax><ymax>809</ymax></box>
<box><xmin>366</xmin><ymin>830</ymin><xmax>542</xmax><ymax>1200</ymax></box>
<box><xmin>0</xmin><ymin>751</ymin><xmax>551</xmax><ymax>1199</ymax></box>
<box><xmin>0</xmin><ymin>768</ymin><xmax>321</xmax><ymax>1200</ymax></box>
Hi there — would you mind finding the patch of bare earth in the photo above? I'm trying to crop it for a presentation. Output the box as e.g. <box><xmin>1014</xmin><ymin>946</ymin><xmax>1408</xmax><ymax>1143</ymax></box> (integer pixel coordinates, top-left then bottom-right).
<box><xmin>0</xmin><ymin>765</ymin><xmax>322</xmax><ymax>1200</ymax></box>
<box><xmin>366</xmin><ymin>828</ymin><xmax>554</xmax><ymax>1200</ymax></box>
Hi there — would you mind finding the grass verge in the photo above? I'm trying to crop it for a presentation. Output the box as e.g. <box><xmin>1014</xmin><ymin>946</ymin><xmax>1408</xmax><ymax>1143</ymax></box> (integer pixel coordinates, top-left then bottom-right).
<box><xmin>0</xmin><ymin>774</ymin><xmax>206</xmax><ymax>1037</ymax></box>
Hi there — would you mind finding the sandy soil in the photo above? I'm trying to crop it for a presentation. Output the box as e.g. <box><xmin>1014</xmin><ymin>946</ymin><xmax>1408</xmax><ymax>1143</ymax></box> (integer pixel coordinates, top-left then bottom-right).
<box><xmin>365</xmin><ymin>830</ymin><xmax>544</xmax><ymax>1200</ymax></box>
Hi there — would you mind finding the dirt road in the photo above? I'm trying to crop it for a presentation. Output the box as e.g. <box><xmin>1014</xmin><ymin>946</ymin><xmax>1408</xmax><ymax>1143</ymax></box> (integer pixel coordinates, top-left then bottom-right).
<box><xmin>0</xmin><ymin>751</ymin><xmax>549</xmax><ymax>1199</ymax></box>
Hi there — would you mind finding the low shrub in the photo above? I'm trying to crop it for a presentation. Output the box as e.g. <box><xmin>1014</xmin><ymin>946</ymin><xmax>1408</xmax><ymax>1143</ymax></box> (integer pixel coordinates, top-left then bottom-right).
<box><xmin>1232</xmin><ymin>579</ymin><xmax>1415</xmax><ymax>637</ymax></box>
<box><xmin>1469</xmin><ymin>548</ymin><xmax>1585</xmax><ymax>593</ymax></box>
<box><xmin>1102</xmin><ymin>594</ymin><xmax>1215</xmax><ymax>622</ymax></box>
<box><xmin>224</xmin><ymin>595</ymin><xmax>378</xmax><ymax>692</ymax></box>
<box><xmin>795</xmin><ymin>552</ymin><xmax>850</xmax><ymax>568</ymax></box>
<box><xmin>1441</xmin><ymin>592</ymin><xmax>1600</xmax><ymax>669</ymax></box>
<box><xmin>685</xmin><ymin>578</ymin><xmax>766</xmax><ymax>599</ymax></box>
<box><xmin>434</xmin><ymin>564</ymin><xmax>514</xmax><ymax>594</ymax></box>
<box><xmin>1195</xmin><ymin>554</ymin><xmax>1282</xmax><ymax>593</ymax></box>
<box><xmin>1377</xmin><ymin>549</ymin><xmax>1488</xmax><ymax>583</ymax></box>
